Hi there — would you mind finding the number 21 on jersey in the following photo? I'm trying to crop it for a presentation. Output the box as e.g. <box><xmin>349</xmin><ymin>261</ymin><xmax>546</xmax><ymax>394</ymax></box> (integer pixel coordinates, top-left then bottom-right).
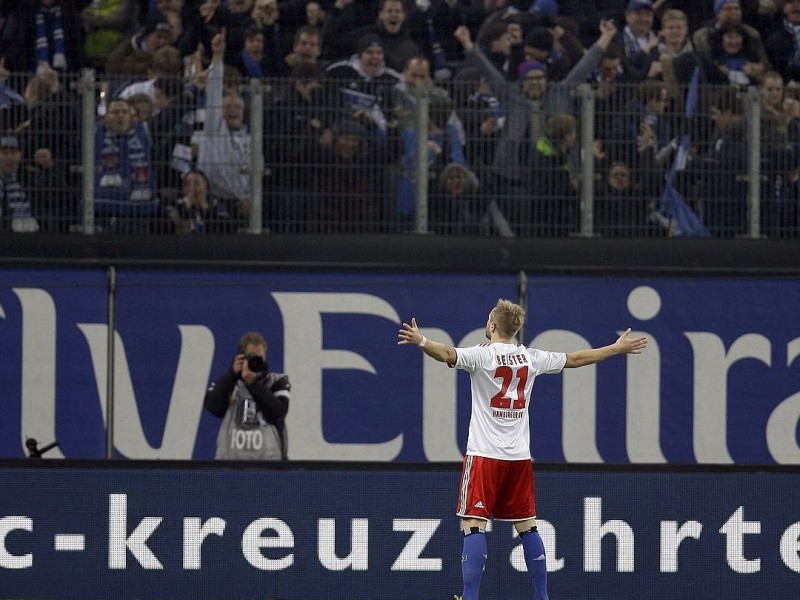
<box><xmin>489</xmin><ymin>366</ymin><xmax>529</xmax><ymax>409</ymax></box>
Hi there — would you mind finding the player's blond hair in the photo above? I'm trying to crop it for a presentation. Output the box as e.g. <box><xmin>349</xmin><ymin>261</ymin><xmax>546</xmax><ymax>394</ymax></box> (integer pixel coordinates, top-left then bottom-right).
<box><xmin>492</xmin><ymin>299</ymin><xmax>525</xmax><ymax>339</ymax></box>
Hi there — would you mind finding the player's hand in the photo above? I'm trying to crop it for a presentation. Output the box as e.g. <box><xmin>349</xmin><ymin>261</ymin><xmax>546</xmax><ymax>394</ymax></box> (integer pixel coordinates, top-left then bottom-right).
<box><xmin>615</xmin><ymin>328</ymin><xmax>647</xmax><ymax>354</ymax></box>
<box><xmin>398</xmin><ymin>317</ymin><xmax>423</xmax><ymax>346</ymax></box>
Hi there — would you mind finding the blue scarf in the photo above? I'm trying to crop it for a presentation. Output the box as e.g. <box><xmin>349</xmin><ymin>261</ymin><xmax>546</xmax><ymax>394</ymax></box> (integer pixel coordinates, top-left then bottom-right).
<box><xmin>722</xmin><ymin>54</ymin><xmax>746</xmax><ymax>72</ymax></box>
<box><xmin>35</xmin><ymin>4</ymin><xmax>66</xmax><ymax>71</ymax></box>
<box><xmin>0</xmin><ymin>172</ymin><xmax>39</xmax><ymax>232</ymax></box>
<box><xmin>240</xmin><ymin>50</ymin><xmax>264</xmax><ymax>79</ymax></box>
<box><xmin>426</xmin><ymin>16</ymin><xmax>451</xmax><ymax>80</ymax></box>
<box><xmin>471</xmin><ymin>92</ymin><xmax>504</xmax><ymax>120</ymax></box>
<box><xmin>94</xmin><ymin>121</ymin><xmax>156</xmax><ymax>213</ymax></box>
<box><xmin>0</xmin><ymin>84</ymin><xmax>26</xmax><ymax>109</ymax></box>
<box><xmin>622</xmin><ymin>25</ymin><xmax>656</xmax><ymax>59</ymax></box>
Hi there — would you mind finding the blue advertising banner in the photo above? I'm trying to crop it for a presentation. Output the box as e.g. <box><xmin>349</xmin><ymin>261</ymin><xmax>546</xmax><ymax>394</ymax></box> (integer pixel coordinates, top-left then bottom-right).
<box><xmin>0</xmin><ymin>464</ymin><xmax>798</xmax><ymax>600</ymax></box>
<box><xmin>0</xmin><ymin>270</ymin><xmax>109</xmax><ymax>459</ymax></box>
<box><xmin>1</xmin><ymin>269</ymin><xmax>798</xmax><ymax>464</ymax></box>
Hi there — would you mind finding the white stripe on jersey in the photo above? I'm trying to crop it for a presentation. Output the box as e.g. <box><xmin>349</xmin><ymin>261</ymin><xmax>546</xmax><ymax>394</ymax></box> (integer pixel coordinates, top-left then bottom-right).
<box><xmin>455</xmin><ymin>342</ymin><xmax>566</xmax><ymax>460</ymax></box>
<box><xmin>459</xmin><ymin>454</ymin><xmax>473</xmax><ymax>514</ymax></box>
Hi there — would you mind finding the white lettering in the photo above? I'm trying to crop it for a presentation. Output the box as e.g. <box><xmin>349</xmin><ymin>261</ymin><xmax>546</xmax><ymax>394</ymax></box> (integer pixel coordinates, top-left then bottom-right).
<box><xmin>272</xmin><ymin>292</ymin><xmax>403</xmax><ymax>461</ymax></box>
<box><xmin>242</xmin><ymin>518</ymin><xmax>294</xmax><ymax>570</ymax></box>
<box><xmin>766</xmin><ymin>337</ymin><xmax>800</xmax><ymax>463</ymax></box>
<box><xmin>391</xmin><ymin>519</ymin><xmax>441</xmax><ymax>571</ymax></box>
<box><xmin>231</xmin><ymin>429</ymin><xmax>263</xmax><ymax>450</ymax></box>
<box><xmin>318</xmin><ymin>518</ymin><xmax>369</xmax><ymax>571</ymax></box>
<box><xmin>79</xmin><ymin>324</ymin><xmax>214</xmax><ymax>459</ymax></box>
<box><xmin>719</xmin><ymin>506</ymin><xmax>761</xmax><ymax>574</ymax></box>
<box><xmin>0</xmin><ymin>516</ymin><xmax>32</xmax><ymax>569</ymax></box>
<box><xmin>108</xmin><ymin>494</ymin><xmax>163</xmax><ymax>569</ymax></box>
<box><xmin>3</xmin><ymin>498</ymin><xmax>800</xmax><ymax>577</ymax></box>
<box><xmin>659</xmin><ymin>520</ymin><xmax>702</xmax><ymax>572</ymax></box>
<box><xmin>626</xmin><ymin>287</ymin><xmax>665</xmax><ymax>462</ymax></box>
<box><xmin>685</xmin><ymin>333</ymin><xmax>771</xmax><ymax>463</ymax></box>
<box><xmin>419</xmin><ymin>327</ymin><xmax>479</xmax><ymax>461</ymax></box>
<box><xmin>779</xmin><ymin>522</ymin><xmax>800</xmax><ymax>573</ymax></box>
<box><xmin>183</xmin><ymin>517</ymin><xmax>226</xmax><ymax>569</ymax></box>
<box><xmin>14</xmin><ymin>289</ymin><xmax>64</xmax><ymax>458</ymax></box>
<box><xmin>530</xmin><ymin>330</ymin><xmax>601</xmax><ymax>462</ymax></box>
<box><xmin>583</xmin><ymin>497</ymin><xmax>635</xmax><ymax>572</ymax></box>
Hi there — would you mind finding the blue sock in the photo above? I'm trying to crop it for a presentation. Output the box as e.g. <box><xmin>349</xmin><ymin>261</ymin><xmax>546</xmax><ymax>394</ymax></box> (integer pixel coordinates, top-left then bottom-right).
<box><xmin>520</xmin><ymin>527</ymin><xmax>548</xmax><ymax>600</ymax></box>
<box><xmin>461</xmin><ymin>530</ymin><xmax>487</xmax><ymax>600</ymax></box>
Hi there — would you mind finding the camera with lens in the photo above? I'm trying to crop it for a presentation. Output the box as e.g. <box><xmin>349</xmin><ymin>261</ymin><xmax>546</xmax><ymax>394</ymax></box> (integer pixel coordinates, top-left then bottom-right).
<box><xmin>246</xmin><ymin>354</ymin><xmax>267</xmax><ymax>373</ymax></box>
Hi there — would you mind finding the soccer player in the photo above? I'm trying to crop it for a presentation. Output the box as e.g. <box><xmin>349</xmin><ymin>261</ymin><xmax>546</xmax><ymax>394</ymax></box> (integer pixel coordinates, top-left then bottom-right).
<box><xmin>397</xmin><ymin>299</ymin><xmax>647</xmax><ymax>600</ymax></box>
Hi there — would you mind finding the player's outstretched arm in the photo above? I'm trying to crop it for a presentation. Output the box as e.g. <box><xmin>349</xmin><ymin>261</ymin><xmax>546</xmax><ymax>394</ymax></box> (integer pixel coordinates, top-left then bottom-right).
<box><xmin>398</xmin><ymin>317</ymin><xmax>457</xmax><ymax>364</ymax></box>
<box><xmin>564</xmin><ymin>328</ymin><xmax>647</xmax><ymax>368</ymax></box>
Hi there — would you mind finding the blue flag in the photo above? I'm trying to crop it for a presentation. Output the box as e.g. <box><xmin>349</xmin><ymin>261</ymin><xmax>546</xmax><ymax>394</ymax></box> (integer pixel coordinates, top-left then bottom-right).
<box><xmin>656</xmin><ymin>67</ymin><xmax>710</xmax><ymax>237</ymax></box>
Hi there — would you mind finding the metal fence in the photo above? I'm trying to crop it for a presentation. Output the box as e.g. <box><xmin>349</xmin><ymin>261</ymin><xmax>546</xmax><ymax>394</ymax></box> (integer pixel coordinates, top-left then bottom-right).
<box><xmin>2</xmin><ymin>70</ymin><xmax>798</xmax><ymax>238</ymax></box>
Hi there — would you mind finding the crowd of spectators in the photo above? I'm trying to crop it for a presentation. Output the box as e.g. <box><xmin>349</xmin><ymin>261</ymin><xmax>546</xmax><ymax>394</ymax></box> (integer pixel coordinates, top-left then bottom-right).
<box><xmin>0</xmin><ymin>0</ymin><xmax>799</xmax><ymax>236</ymax></box>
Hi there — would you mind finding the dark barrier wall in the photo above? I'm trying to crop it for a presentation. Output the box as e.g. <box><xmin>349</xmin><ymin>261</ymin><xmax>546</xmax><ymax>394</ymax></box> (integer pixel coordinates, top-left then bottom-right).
<box><xmin>0</xmin><ymin>463</ymin><xmax>798</xmax><ymax>600</ymax></box>
<box><xmin>1</xmin><ymin>268</ymin><xmax>799</xmax><ymax>464</ymax></box>
<box><xmin>1</xmin><ymin>235</ymin><xmax>799</xmax><ymax>276</ymax></box>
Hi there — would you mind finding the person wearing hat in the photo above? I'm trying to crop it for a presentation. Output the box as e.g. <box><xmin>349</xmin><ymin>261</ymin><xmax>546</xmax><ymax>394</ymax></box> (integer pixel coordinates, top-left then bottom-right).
<box><xmin>348</xmin><ymin>0</ymin><xmax>420</xmax><ymax>73</ymax></box>
<box><xmin>611</xmin><ymin>0</ymin><xmax>660</xmax><ymax>82</ymax></box>
<box><xmin>452</xmin><ymin>20</ymin><xmax>617</xmax><ymax>235</ymax></box>
<box><xmin>325</xmin><ymin>33</ymin><xmax>402</xmax><ymax>134</ymax></box>
<box><xmin>106</xmin><ymin>10</ymin><xmax>174</xmax><ymax>77</ymax></box>
<box><xmin>522</xmin><ymin>26</ymin><xmax>579</xmax><ymax>82</ymax></box>
<box><xmin>691</xmin><ymin>0</ymin><xmax>771</xmax><ymax>69</ymax></box>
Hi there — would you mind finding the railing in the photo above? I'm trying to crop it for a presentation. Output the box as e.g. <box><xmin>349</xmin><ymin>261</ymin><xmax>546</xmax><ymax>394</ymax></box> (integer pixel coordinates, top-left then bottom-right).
<box><xmin>2</xmin><ymin>70</ymin><xmax>798</xmax><ymax>238</ymax></box>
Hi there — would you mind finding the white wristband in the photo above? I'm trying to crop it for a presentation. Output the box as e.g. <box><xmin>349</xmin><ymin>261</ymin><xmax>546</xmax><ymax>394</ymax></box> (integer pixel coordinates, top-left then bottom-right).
<box><xmin>418</xmin><ymin>336</ymin><xmax>428</xmax><ymax>348</ymax></box>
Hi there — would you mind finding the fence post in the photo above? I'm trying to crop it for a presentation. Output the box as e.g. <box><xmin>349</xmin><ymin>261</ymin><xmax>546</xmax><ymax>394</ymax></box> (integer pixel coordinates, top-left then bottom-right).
<box><xmin>80</xmin><ymin>69</ymin><xmax>96</xmax><ymax>235</ymax></box>
<box><xmin>745</xmin><ymin>85</ymin><xmax>761</xmax><ymax>239</ymax></box>
<box><xmin>105</xmin><ymin>265</ymin><xmax>116</xmax><ymax>459</ymax></box>
<box><xmin>577</xmin><ymin>83</ymin><xmax>595</xmax><ymax>237</ymax></box>
<box><xmin>413</xmin><ymin>86</ymin><xmax>430</xmax><ymax>234</ymax></box>
<box><xmin>248</xmin><ymin>78</ymin><xmax>264</xmax><ymax>234</ymax></box>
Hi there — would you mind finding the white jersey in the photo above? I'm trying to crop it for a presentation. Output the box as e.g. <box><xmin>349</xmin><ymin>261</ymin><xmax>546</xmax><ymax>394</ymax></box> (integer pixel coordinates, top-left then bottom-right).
<box><xmin>455</xmin><ymin>342</ymin><xmax>566</xmax><ymax>460</ymax></box>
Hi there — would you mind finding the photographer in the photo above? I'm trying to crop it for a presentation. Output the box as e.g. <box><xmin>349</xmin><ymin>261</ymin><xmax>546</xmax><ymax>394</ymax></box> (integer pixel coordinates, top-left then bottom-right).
<box><xmin>204</xmin><ymin>331</ymin><xmax>291</xmax><ymax>460</ymax></box>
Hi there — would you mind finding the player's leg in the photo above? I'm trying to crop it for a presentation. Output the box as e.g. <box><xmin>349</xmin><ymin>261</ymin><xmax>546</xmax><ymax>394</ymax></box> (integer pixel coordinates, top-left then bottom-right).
<box><xmin>455</xmin><ymin>456</ymin><xmax>496</xmax><ymax>600</ymax></box>
<box><xmin>496</xmin><ymin>460</ymin><xmax>548</xmax><ymax>600</ymax></box>
<box><xmin>460</xmin><ymin>518</ymin><xmax>487</xmax><ymax>600</ymax></box>
<box><xmin>514</xmin><ymin>518</ymin><xmax>548</xmax><ymax>600</ymax></box>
